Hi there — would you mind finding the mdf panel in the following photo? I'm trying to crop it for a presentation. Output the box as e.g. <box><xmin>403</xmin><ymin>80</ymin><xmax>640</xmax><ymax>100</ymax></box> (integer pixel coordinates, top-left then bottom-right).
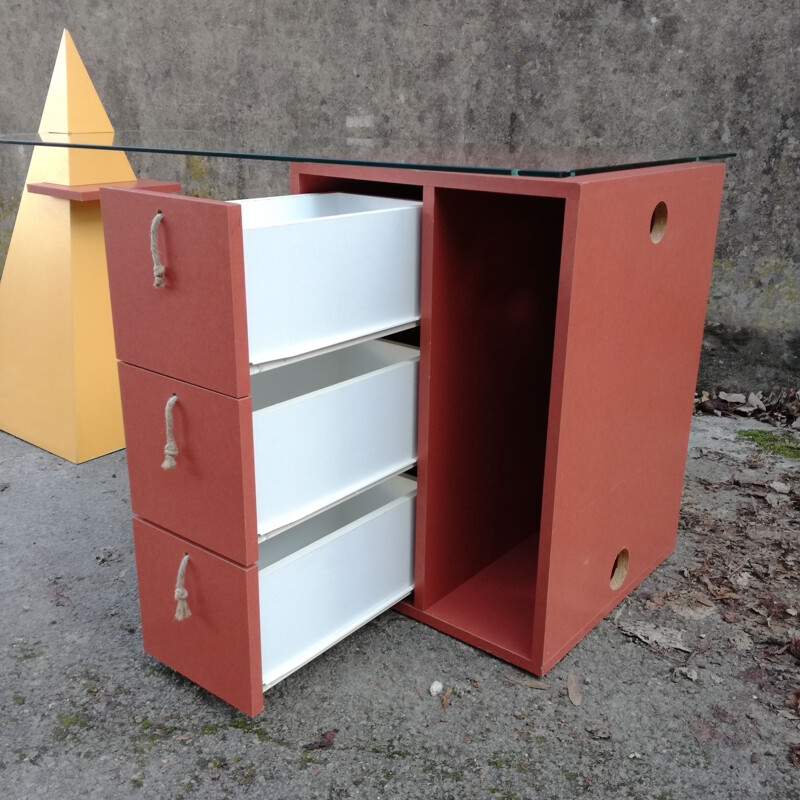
<box><xmin>534</xmin><ymin>164</ymin><xmax>726</xmax><ymax>670</ymax></box>
<box><xmin>133</xmin><ymin>518</ymin><xmax>263</xmax><ymax>716</ymax></box>
<box><xmin>101</xmin><ymin>187</ymin><xmax>250</xmax><ymax>398</ymax></box>
<box><xmin>119</xmin><ymin>362</ymin><xmax>257</xmax><ymax>566</ymax></box>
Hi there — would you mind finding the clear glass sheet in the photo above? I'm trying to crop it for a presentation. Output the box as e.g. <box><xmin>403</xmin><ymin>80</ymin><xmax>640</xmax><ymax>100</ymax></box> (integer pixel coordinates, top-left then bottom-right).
<box><xmin>0</xmin><ymin>130</ymin><xmax>734</xmax><ymax>177</ymax></box>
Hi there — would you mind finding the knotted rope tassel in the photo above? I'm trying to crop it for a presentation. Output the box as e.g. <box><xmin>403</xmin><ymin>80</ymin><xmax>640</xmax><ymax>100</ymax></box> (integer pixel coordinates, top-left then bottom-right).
<box><xmin>162</xmin><ymin>394</ymin><xmax>179</xmax><ymax>470</ymax></box>
<box><xmin>151</xmin><ymin>211</ymin><xmax>165</xmax><ymax>287</ymax></box>
<box><xmin>174</xmin><ymin>553</ymin><xmax>191</xmax><ymax>621</ymax></box>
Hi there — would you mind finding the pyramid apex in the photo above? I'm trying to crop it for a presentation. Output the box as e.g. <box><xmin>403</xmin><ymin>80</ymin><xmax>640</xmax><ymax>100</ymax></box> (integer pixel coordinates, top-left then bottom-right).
<box><xmin>38</xmin><ymin>30</ymin><xmax>115</xmax><ymax>136</ymax></box>
<box><xmin>60</xmin><ymin>29</ymin><xmax>76</xmax><ymax>51</ymax></box>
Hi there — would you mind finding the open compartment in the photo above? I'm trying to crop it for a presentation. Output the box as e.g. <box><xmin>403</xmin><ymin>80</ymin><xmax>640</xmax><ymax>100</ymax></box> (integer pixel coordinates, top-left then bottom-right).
<box><xmin>251</xmin><ymin>339</ymin><xmax>419</xmax><ymax>536</ymax></box>
<box><xmin>233</xmin><ymin>192</ymin><xmax>422</xmax><ymax>365</ymax></box>
<box><xmin>258</xmin><ymin>474</ymin><xmax>416</xmax><ymax>689</ymax></box>
<box><xmin>413</xmin><ymin>188</ymin><xmax>565</xmax><ymax>659</ymax></box>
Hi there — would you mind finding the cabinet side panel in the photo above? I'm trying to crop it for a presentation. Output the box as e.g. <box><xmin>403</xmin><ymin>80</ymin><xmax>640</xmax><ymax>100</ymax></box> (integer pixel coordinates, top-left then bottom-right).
<box><xmin>100</xmin><ymin>187</ymin><xmax>249</xmax><ymax>397</ymax></box>
<box><xmin>534</xmin><ymin>164</ymin><xmax>726</xmax><ymax>670</ymax></box>
<box><xmin>133</xmin><ymin>518</ymin><xmax>263</xmax><ymax>716</ymax></box>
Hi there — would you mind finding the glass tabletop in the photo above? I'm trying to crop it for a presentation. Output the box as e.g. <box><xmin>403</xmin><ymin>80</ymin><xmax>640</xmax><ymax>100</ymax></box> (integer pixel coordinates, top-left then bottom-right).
<box><xmin>0</xmin><ymin>131</ymin><xmax>734</xmax><ymax>177</ymax></box>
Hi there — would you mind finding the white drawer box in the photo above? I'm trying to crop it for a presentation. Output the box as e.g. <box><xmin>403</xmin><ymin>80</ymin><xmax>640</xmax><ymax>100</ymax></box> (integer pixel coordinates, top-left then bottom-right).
<box><xmin>234</xmin><ymin>193</ymin><xmax>422</xmax><ymax>365</ymax></box>
<box><xmin>258</xmin><ymin>474</ymin><xmax>416</xmax><ymax>689</ymax></box>
<box><xmin>251</xmin><ymin>339</ymin><xmax>419</xmax><ymax>536</ymax></box>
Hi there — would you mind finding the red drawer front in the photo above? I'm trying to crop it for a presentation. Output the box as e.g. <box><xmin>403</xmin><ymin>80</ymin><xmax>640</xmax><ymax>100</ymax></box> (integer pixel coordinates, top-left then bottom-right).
<box><xmin>119</xmin><ymin>362</ymin><xmax>257</xmax><ymax>566</ymax></box>
<box><xmin>100</xmin><ymin>187</ymin><xmax>250</xmax><ymax>398</ymax></box>
<box><xmin>133</xmin><ymin>517</ymin><xmax>263</xmax><ymax>716</ymax></box>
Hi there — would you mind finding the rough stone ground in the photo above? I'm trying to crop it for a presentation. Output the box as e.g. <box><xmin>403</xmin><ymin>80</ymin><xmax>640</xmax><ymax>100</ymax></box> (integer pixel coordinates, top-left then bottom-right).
<box><xmin>0</xmin><ymin>415</ymin><xmax>798</xmax><ymax>800</ymax></box>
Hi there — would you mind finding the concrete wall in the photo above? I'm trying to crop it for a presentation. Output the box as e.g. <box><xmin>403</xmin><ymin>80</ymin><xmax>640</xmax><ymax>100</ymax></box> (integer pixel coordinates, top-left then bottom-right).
<box><xmin>0</xmin><ymin>0</ymin><xmax>797</xmax><ymax>390</ymax></box>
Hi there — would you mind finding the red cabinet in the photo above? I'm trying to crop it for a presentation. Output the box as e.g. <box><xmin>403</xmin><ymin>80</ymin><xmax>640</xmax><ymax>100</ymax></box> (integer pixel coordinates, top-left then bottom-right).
<box><xmin>102</xmin><ymin>160</ymin><xmax>725</xmax><ymax>714</ymax></box>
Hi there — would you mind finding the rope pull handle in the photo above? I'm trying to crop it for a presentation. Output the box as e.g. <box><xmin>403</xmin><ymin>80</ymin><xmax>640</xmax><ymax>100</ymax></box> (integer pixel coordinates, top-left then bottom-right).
<box><xmin>151</xmin><ymin>210</ymin><xmax>165</xmax><ymax>288</ymax></box>
<box><xmin>162</xmin><ymin>394</ymin><xmax>179</xmax><ymax>470</ymax></box>
<box><xmin>174</xmin><ymin>553</ymin><xmax>191</xmax><ymax>621</ymax></box>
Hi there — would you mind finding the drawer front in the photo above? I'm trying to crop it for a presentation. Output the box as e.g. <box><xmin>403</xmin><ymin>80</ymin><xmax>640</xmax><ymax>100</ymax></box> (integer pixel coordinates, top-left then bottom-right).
<box><xmin>133</xmin><ymin>517</ymin><xmax>262</xmax><ymax>716</ymax></box>
<box><xmin>238</xmin><ymin>193</ymin><xmax>421</xmax><ymax>364</ymax></box>
<box><xmin>259</xmin><ymin>476</ymin><xmax>416</xmax><ymax>688</ymax></box>
<box><xmin>100</xmin><ymin>188</ymin><xmax>250</xmax><ymax>398</ymax></box>
<box><xmin>119</xmin><ymin>363</ymin><xmax>257</xmax><ymax>566</ymax></box>
<box><xmin>253</xmin><ymin>353</ymin><xmax>419</xmax><ymax>536</ymax></box>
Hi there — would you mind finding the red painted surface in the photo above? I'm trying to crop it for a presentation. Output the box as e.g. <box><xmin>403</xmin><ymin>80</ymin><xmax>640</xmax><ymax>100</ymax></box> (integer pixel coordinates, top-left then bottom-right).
<box><xmin>532</xmin><ymin>164</ymin><xmax>726</xmax><ymax>671</ymax></box>
<box><xmin>133</xmin><ymin>517</ymin><xmax>263</xmax><ymax>716</ymax></box>
<box><xmin>100</xmin><ymin>187</ymin><xmax>250</xmax><ymax>398</ymax></box>
<box><xmin>118</xmin><ymin>362</ymin><xmax>257</xmax><ymax>566</ymax></box>
<box><xmin>292</xmin><ymin>161</ymin><xmax>725</xmax><ymax>676</ymax></box>
<box><xmin>419</xmin><ymin>188</ymin><xmax>564</xmax><ymax>612</ymax></box>
<box><xmin>28</xmin><ymin>179</ymin><xmax>180</xmax><ymax>202</ymax></box>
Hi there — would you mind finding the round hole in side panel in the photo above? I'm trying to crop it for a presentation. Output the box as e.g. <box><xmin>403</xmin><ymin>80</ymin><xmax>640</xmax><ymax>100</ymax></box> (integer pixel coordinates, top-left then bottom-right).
<box><xmin>610</xmin><ymin>549</ymin><xmax>630</xmax><ymax>590</ymax></box>
<box><xmin>650</xmin><ymin>202</ymin><xmax>668</xmax><ymax>243</ymax></box>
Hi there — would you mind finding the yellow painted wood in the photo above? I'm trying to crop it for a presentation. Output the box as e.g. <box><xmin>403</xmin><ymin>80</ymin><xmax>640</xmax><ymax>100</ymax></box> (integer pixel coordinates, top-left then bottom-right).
<box><xmin>36</xmin><ymin>29</ymin><xmax>134</xmax><ymax>187</ymax></box>
<box><xmin>0</xmin><ymin>192</ymin><xmax>76</xmax><ymax>458</ymax></box>
<box><xmin>38</xmin><ymin>30</ymin><xmax>114</xmax><ymax>136</ymax></box>
<box><xmin>0</xmin><ymin>30</ymin><xmax>134</xmax><ymax>461</ymax></box>
<box><xmin>71</xmin><ymin>201</ymin><xmax>125</xmax><ymax>462</ymax></box>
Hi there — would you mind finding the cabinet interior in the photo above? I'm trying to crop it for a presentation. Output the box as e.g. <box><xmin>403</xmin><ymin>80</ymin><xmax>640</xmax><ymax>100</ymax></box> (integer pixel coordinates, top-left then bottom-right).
<box><xmin>249</xmin><ymin>339</ymin><xmax>418</xmax><ymax>411</ymax></box>
<box><xmin>421</xmin><ymin>188</ymin><xmax>565</xmax><ymax>659</ymax></box>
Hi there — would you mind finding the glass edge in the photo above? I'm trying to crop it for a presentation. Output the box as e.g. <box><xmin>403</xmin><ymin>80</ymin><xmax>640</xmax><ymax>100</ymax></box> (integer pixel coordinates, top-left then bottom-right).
<box><xmin>519</xmin><ymin>152</ymin><xmax>736</xmax><ymax>178</ymax></box>
<box><xmin>0</xmin><ymin>137</ymin><xmax>527</xmax><ymax>175</ymax></box>
<box><xmin>0</xmin><ymin>136</ymin><xmax>735</xmax><ymax>178</ymax></box>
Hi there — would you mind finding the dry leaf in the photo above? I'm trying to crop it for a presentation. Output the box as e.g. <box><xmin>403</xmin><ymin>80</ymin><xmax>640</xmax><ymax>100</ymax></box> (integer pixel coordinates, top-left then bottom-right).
<box><xmin>778</xmin><ymin>709</ymin><xmax>800</xmax><ymax>720</ymax></box>
<box><xmin>617</xmin><ymin>620</ymin><xmax>692</xmax><ymax>652</ymax></box>
<box><xmin>700</xmin><ymin>575</ymin><xmax>739</xmax><ymax>601</ymax></box>
<box><xmin>505</xmin><ymin>674</ymin><xmax>550</xmax><ymax>690</ymax></box>
<box><xmin>669</xmin><ymin>600</ymin><xmax>717</xmax><ymax>620</ymax></box>
<box><xmin>304</xmin><ymin>730</ymin><xmax>337</xmax><ymax>750</ymax></box>
<box><xmin>728</xmin><ymin>630</ymin><xmax>753</xmax><ymax>653</ymax></box>
<box><xmin>567</xmin><ymin>669</ymin><xmax>582</xmax><ymax>706</ymax></box>
<box><xmin>766</xmin><ymin>492</ymin><xmax>791</xmax><ymax>508</ymax></box>
<box><xmin>585</xmin><ymin>721</ymin><xmax>611</xmax><ymax>739</ymax></box>
<box><xmin>442</xmin><ymin>689</ymin><xmax>452</xmax><ymax>710</ymax></box>
<box><xmin>690</xmin><ymin>717</ymin><xmax>725</xmax><ymax>744</ymax></box>
<box><xmin>673</xmin><ymin>666</ymin><xmax>698</xmax><ymax>682</ymax></box>
<box><xmin>734</xmin><ymin>470</ymin><xmax>765</xmax><ymax>486</ymax></box>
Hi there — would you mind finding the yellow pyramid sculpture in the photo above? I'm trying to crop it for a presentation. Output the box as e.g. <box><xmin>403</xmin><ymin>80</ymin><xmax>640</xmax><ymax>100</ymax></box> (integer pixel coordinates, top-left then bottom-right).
<box><xmin>0</xmin><ymin>30</ymin><xmax>135</xmax><ymax>462</ymax></box>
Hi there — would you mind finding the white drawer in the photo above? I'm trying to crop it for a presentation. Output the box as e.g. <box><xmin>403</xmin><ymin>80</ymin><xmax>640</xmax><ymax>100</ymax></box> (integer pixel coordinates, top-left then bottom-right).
<box><xmin>258</xmin><ymin>474</ymin><xmax>416</xmax><ymax>689</ymax></box>
<box><xmin>234</xmin><ymin>193</ymin><xmax>422</xmax><ymax>365</ymax></box>
<box><xmin>251</xmin><ymin>339</ymin><xmax>419</xmax><ymax>536</ymax></box>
